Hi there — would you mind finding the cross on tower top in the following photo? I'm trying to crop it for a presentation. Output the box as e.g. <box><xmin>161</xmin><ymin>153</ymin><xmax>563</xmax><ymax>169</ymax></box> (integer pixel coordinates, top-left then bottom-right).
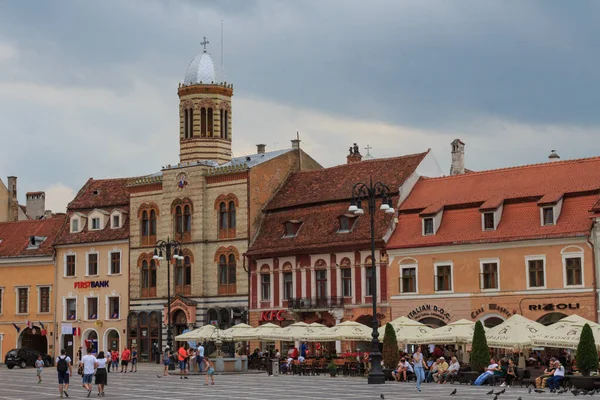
<box><xmin>365</xmin><ymin>144</ymin><xmax>372</xmax><ymax>155</ymax></box>
<box><xmin>201</xmin><ymin>36</ymin><xmax>210</xmax><ymax>52</ymax></box>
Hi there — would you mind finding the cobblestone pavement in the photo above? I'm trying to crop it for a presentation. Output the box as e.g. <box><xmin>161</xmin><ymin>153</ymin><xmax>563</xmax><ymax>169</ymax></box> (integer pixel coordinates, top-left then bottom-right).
<box><xmin>0</xmin><ymin>364</ymin><xmax>566</xmax><ymax>399</ymax></box>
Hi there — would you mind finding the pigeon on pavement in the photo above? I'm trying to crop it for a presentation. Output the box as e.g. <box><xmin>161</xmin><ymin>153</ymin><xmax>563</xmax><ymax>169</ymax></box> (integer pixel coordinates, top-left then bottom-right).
<box><xmin>380</xmin><ymin>395</ymin><xmax>384</xmax><ymax>400</ymax></box>
<box><xmin>449</xmin><ymin>388</ymin><xmax>456</xmax><ymax>396</ymax></box>
<box><xmin>486</xmin><ymin>389</ymin><xmax>494</xmax><ymax>395</ymax></box>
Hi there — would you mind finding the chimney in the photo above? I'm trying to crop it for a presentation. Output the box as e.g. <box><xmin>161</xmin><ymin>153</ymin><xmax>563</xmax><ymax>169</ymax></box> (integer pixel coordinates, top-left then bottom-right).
<box><xmin>450</xmin><ymin>139</ymin><xmax>465</xmax><ymax>175</ymax></box>
<box><xmin>26</xmin><ymin>191</ymin><xmax>46</xmax><ymax>220</ymax></box>
<box><xmin>44</xmin><ymin>210</ymin><xmax>53</xmax><ymax>219</ymax></box>
<box><xmin>7</xmin><ymin>176</ymin><xmax>18</xmax><ymax>221</ymax></box>
<box><xmin>256</xmin><ymin>144</ymin><xmax>266</xmax><ymax>154</ymax></box>
<box><xmin>548</xmin><ymin>150</ymin><xmax>560</xmax><ymax>161</ymax></box>
<box><xmin>347</xmin><ymin>143</ymin><xmax>362</xmax><ymax>164</ymax></box>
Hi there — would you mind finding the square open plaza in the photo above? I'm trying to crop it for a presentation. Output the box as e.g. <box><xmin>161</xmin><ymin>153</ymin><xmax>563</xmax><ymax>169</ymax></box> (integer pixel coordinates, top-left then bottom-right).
<box><xmin>1</xmin><ymin>25</ymin><xmax>600</xmax><ymax>400</ymax></box>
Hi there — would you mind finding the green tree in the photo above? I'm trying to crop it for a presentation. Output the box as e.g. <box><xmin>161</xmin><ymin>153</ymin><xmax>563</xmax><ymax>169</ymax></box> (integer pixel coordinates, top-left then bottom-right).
<box><xmin>576</xmin><ymin>323</ymin><xmax>599</xmax><ymax>376</ymax></box>
<box><xmin>382</xmin><ymin>323</ymin><xmax>400</xmax><ymax>369</ymax></box>
<box><xmin>470</xmin><ymin>320</ymin><xmax>490</xmax><ymax>372</ymax></box>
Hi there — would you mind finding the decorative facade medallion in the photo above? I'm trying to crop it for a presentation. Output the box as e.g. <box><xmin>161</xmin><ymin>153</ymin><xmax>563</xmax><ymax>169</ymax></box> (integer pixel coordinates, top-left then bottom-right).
<box><xmin>176</xmin><ymin>173</ymin><xmax>189</xmax><ymax>190</ymax></box>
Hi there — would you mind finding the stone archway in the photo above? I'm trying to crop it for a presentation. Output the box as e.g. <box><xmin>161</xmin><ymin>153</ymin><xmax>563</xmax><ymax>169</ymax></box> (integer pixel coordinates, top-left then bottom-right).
<box><xmin>104</xmin><ymin>329</ymin><xmax>120</xmax><ymax>352</ymax></box>
<box><xmin>18</xmin><ymin>326</ymin><xmax>48</xmax><ymax>355</ymax></box>
<box><xmin>537</xmin><ymin>312</ymin><xmax>568</xmax><ymax>326</ymax></box>
<box><xmin>418</xmin><ymin>317</ymin><xmax>447</xmax><ymax>328</ymax></box>
<box><xmin>173</xmin><ymin>309</ymin><xmax>188</xmax><ymax>348</ymax></box>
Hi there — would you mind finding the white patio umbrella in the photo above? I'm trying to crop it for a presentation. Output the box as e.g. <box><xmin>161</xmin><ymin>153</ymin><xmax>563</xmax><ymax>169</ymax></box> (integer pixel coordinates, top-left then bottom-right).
<box><xmin>174</xmin><ymin>324</ymin><xmax>232</xmax><ymax>342</ymax></box>
<box><xmin>224</xmin><ymin>323</ymin><xmax>282</xmax><ymax>341</ymax></box>
<box><xmin>221</xmin><ymin>323</ymin><xmax>253</xmax><ymax>340</ymax></box>
<box><xmin>263</xmin><ymin>321</ymin><xmax>328</xmax><ymax>341</ymax></box>
<box><xmin>304</xmin><ymin>321</ymin><xmax>373</xmax><ymax>342</ymax></box>
<box><xmin>413</xmin><ymin>319</ymin><xmax>481</xmax><ymax>345</ymax></box>
<box><xmin>485</xmin><ymin>314</ymin><xmax>546</xmax><ymax>350</ymax></box>
<box><xmin>531</xmin><ymin>315</ymin><xmax>600</xmax><ymax>350</ymax></box>
<box><xmin>378</xmin><ymin>316</ymin><xmax>432</xmax><ymax>344</ymax></box>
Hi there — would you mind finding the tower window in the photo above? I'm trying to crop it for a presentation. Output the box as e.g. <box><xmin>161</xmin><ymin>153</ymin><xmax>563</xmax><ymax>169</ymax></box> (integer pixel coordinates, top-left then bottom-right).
<box><xmin>224</xmin><ymin>110</ymin><xmax>228</xmax><ymax>139</ymax></box>
<box><xmin>184</xmin><ymin>109</ymin><xmax>189</xmax><ymax>139</ymax></box>
<box><xmin>201</xmin><ymin>108</ymin><xmax>207</xmax><ymax>137</ymax></box>
<box><xmin>188</xmin><ymin>108</ymin><xmax>194</xmax><ymax>138</ymax></box>
<box><xmin>207</xmin><ymin>108</ymin><xmax>213</xmax><ymax>137</ymax></box>
<box><xmin>220</xmin><ymin>109</ymin><xmax>225</xmax><ymax>138</ymax></box>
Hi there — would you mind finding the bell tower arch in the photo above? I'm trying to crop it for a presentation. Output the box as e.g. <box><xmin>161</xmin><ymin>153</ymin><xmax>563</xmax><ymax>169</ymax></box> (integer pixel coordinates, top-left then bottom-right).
<box><xmin>178</xmin><ymin>37</ymin><xmax>233</xmax><ymax>164</ymax></box>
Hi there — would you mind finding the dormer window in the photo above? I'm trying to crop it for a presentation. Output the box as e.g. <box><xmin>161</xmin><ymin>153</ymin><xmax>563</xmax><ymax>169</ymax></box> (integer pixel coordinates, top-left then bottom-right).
<box><xmin>338</xmin><ymin>215</ymin><xmax>357</xmax><ymax>233</ymax></box>
<box><xmin>91</xmin><ymin>217</ymin><xmax>101</xmax><ymax>230</ymax></box>
<box><xmin>71</xmin><ymin>218</ymin><xmax>79</xmax><ymax>233</ymax></box>
<box><xmin>112</xmin><ymin>214</ymin><xmax>120</xmax><ymax>229</ymax></box>
<box><xmin>483</xmin><ymin>212</ymin><xmax>494</xmax><ymax>230</ymax></box>
<box><xmin>542</xmin><ymin>207</ymin><xmax>554</xmax><ymax>226</ymax></box>
<box><xmin>283</xmin><ymin>221</ymin><xmax>302</xmax><ymax>238</ymax></box>
<box><xmin>27</xmin><ymin>236</ymin><xmax>46</xmax><ymax>250</ymax></box>
<box><xmin>423</xmin><ymin>218</ymin><xmax>434</xmax><ymax>235</ymax></box>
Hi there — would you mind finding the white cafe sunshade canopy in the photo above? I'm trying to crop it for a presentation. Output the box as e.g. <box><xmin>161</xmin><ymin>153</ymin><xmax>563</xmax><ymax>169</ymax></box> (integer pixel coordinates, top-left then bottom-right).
<box><xmin>378</xmin><ymin>316</ymin><xmax>432</xmax><ymax>344</ymax></box>
<box><xmin>224</xmin><ymin>323</ymin><xmax>282</xmax><ymax>341</ymax></box>
<box><xmin>174</xmin><ymin>324</ymin><xmax>232</xmax><ymax>342</ymax></box>
<box><xmin>220</xmin><ymin>323</ymin><xmax>253</xmax><ymax>340</ymax></box>
<box><xmin>263</xmin><ymin>321</ymin><xmax>328</xmax><ymax>341</ymax></box>
<box><xmin>304</xmin><ymin>320</ymin><xmax>373</xmax><ymax>342</ymax></box>
<box><xmin>485</xmin><ymin>314</ymin><xmax>546</xmax><ymax>350</ymax></box>
<box><xmin>413</xmin><ymin>319</ymin><xmax>482</xmax><ymax>345</ymax></box>
<box><xmin>531</xmin><ymin>315</ymin><xmax>600</xmax><ymax>350</ymax></box>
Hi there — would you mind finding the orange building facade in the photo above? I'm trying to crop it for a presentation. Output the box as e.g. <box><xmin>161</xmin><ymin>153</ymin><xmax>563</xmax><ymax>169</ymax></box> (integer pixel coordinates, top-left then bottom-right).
<box><xmin>387</xmin><ymin>152</ymin><xmax>600</xmax><ymax>329</ymax></box>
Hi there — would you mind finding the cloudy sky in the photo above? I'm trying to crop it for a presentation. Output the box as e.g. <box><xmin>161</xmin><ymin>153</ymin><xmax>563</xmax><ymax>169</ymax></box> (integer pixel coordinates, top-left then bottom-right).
<box><xmin>1</xmin><ymin>0</ymin><xmax>599</xmax><ymax>212</ymax></box>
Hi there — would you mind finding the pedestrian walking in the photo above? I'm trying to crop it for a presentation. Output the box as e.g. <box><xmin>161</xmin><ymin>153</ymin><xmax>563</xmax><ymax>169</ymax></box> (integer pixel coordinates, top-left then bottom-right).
<box><xmin>35</xmin><ymin>355</ymin><xmax>44</xmax><ymax>383</ymax></box>
<box><xmin>80</xmin><ymin>347</ymin><xmax>98</xmax><ymax>398</ymax></box>
<box><xmin>196</xmin><ymin>343</ymin><xmax>204</xmax><ymax>370</ymax></box>
<box><xmin>95</xmin><ymin>351</ymin><xmax>108</xmax><ymax>396</ymax></box>
<box><xmin>413</xmin><ymin>345</ymin><xmax>427</xmax><ymax>392</ymax></box>
<box><xmin>204</xmin><ymin>357</ymin><xmax>215</xmax><ymax>386</ymax></box>
<box><xmin>163</xmin><ymin>346</ymin><xmax>171</xmax><ymax>376</ymax></box>
<box><xmin>178</xmin><ymin>344</ymin><xmax>189</xmax><ymax>379</ymax></box>
<box><xmin>56</xmin><ymin>349</ymin><xmax>72</xmax><ymax>398</ymax></box>
<box><xmin>130</xmin><ymin>347</ymin><xmax>138</xmax><ymax>372</ymax></box>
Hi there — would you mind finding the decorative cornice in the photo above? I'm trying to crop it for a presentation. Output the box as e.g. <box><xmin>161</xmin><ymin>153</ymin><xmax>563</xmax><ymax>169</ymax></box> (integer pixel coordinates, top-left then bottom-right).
<box><xmin>127</xmin><ymin>175</ymin><xmax>163</xmax><ymax>187</ymax></box>
<box><xmin>178</xmin><ymin>84</ymin><xmax>233</xmax><ymax>97</ymax></box>
<box><xmin>207</xmin><ymin>164</ymin><xmax>248</xmax><ymax>175</ymax></box>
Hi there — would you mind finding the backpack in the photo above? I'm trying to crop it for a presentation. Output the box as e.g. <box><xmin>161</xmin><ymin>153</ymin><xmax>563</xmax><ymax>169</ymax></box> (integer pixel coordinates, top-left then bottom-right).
<box><xmin>57</xmin><ymin>356</ymin><xmax>68</xmax><ymax>373</ymax></box>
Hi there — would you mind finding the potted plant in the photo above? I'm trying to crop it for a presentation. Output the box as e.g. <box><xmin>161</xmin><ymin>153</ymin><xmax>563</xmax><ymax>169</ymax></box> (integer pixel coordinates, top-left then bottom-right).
<box><xmin>570</xmin><ymin>323</ymin><xmax>600</xmax><ymax>390</ymax></box>
<box><xmin>382</xmin><ymin>323</ymin><xmax>399</xmax><ymax>381</ymax></box>
<box><xmin>462</xmin><ymin>321</ymin><xmax>489</xmax><ymax>384</ymax></box>
<box><xmin>328</xmin><ymin>360</ymin><xmax>338</xmax><ymax>377</ymax></box>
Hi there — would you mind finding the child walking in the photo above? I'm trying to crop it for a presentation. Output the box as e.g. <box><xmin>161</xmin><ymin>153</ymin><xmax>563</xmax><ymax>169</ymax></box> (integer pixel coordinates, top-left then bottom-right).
<box><xmin>35</xmin><ymin>355</ymin><xmax>44</xmax><ymax>383</ymax></box>
<box><xmin>204</xmin><ymin>357</ymin><xmax>215</xmax><ymax>386</ymax></box>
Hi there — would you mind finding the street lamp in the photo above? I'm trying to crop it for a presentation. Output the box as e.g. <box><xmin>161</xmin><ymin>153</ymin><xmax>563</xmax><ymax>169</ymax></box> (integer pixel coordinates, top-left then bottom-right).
<box><xmin>153</xmin><ymin>238</ymin><xmax>184</xmax><ymax>359</ymax></box>
<box><xmin>349</xmin><ymin>177</ymin><xmax>395</xmax><ymax>385</ymax></box>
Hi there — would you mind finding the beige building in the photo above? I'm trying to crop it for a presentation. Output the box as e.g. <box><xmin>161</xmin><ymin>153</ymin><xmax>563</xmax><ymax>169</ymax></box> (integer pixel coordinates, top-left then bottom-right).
<box><xmin>127</xmin><ymin>43</ymin><xmax>321</xmax><ymax>360</ymax></box>
<box><xmin>0</xmin><ymin>176</ymin><xmax>48</xmax><ymax>222</ymax></box>
<box><xmin>53</xmin><ymin>178</ymin><xmax>131</xmax><ymax>360</ymax></box>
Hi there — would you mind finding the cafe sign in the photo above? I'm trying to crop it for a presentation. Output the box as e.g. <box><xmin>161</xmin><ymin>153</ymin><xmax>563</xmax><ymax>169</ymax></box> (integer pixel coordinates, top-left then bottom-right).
<box><xmin>528</xmin><ymin>303</ymin><xmax>580</xmax><ymax>312</ymax></box>
<box><xmin>260</xmin><ymin>310</ymin><xmax>286</xmax><ymax>322</ymax></box>
<box><xmin>74</xmin><ymin>280</ymin><xmax>109</xmax><ymax>289</ymax></box>
<box><xmin>471</xmin><ymin>303</ymin><xmax>514</xmax><ymax>319</ymax></box>
<box><xmin>407</xmin><ymin>304</ymin><xmax>451</xmax><ymax>322</ymax></box>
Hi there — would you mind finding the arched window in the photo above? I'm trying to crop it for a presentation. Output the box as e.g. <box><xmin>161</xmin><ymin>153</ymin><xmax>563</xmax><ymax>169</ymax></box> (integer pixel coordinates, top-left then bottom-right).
<box><xmin>219</xmin><ymin>202</ymin><xmax>228</xmax><ymax>230</ymax></box>
<box><xmin>219</xmin><ymin>255</ymin><xmax>227</xmax><ymax>286</ymax></box>
<box><xmin>228</xmin><ymin>201</ymin><xmax>236</xmax><ymax>230</ymax></box>
<box><xmin>175</xmin><ymin>206</ymin><xmax>183</xmax><ymax>234</ymax></box>
<box><xmin>141</xmin><ymin>211</ymin><xmax>149</xmax><ymax>237</ymax></box>
<box><xmin>201</xmin><ymin>108</ymin><xmax>207</xmax><ymax>137</ymax></box>
<box><xmin>224</xmin><ymin>110</ymin><xmax>228</xmax><ymax>139</ymax></box>
<box><xmin>207</xmin><ymin>108</ymin><xmax>213</xmax><ymax>137</ymax></box>
<box><xmin>188</xmin><ymin>108</ymin><xmax>194</xmax><ymax>138</ymax></box>
<box><xmin>184</xmin><ymin>109</ymin><xmax>189</xmax><ymax>138</ymax></box>
<box><xmin>150</xmin><ymin>210</ymin><xmax>157</xmax><ymax>235</ymax></box>
<box><xmin>218</xmin><ymin>254</ymin><xmax>236</xmax><ymax>294</ymax></box>
<box><xmin>220</xmin><ymin>109</ymin><xmax>225</xmax><ymax>138</ymax></box>
<box><xmin>141</xmin><ymin>259</ymin><xmax>157</xmax><ymax>298</ymax></box>
<box><xmin>175</xmin><ymin>255</ymin><xmax>191</xmax><ymax>295</ymax></box>
<box><xmin>184</xmin><ymin>205</ymin><xmax>191</xmax><ymax>233</ymax></box>
<box><xmin>228</xmin><ymin>254</ymin><xmax>237</xmax><ymax>285</ymax></box>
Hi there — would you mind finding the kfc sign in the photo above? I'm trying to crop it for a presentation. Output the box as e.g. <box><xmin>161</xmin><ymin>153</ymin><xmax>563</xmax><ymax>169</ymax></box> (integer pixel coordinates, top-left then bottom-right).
<box><xmin>260</xmin><ymin>310</ymin><xmax>285</xmax><ymax>322</ymax></box>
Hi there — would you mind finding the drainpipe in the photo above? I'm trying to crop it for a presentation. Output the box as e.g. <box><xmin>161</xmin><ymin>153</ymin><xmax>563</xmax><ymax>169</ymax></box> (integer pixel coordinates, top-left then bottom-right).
<box><xmin>588</xmin><ymin>224</ymin><xmax>598</xmax><ymax>322</ymax></box>
<box><xmin>243</xmin><ymin>253</ymin><xmax>249</xmax><ymax>324</ymax></box>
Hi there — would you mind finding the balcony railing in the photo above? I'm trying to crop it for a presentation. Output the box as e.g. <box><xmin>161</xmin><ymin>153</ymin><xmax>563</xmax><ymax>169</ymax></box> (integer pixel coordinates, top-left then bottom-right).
<box><xmin>287</xmin><ymin>297</ymin><xmax>345</xmax><ymax>311</ymax></box>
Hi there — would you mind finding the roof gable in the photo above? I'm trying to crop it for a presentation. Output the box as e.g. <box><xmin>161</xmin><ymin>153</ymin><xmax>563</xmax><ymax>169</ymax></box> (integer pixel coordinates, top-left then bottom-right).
<box><xmin>0</xmin><ymin>217</ymin><xmax>64</xmax><ymax>257</ymax></box>
<box><xmin>68</xmin><ymin>178</ymin><xmax>131</xmax><ymax>210</ymax></box>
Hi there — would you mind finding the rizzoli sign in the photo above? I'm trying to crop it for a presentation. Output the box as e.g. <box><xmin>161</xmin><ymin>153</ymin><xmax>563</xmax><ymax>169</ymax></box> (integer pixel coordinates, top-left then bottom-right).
<box><xmin>528</xmin><ymin>303</ymin><xmax>580</xmax><ymax>311</ymax></box>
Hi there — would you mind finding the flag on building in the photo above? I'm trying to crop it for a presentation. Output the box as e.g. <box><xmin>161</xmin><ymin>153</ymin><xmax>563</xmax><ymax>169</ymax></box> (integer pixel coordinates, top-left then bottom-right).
<box><xmin>26</xmin><ymin>320</ymin><xmax>33</xmax><ymax>329</ymax></box>
<box><xmin>12</xmin><ymin>323</ymin><xmax>20</xmax><ymax>333</ymax></box>
<box><xmin>73</xmin><ymin>327</ymin><xmax>81</xmax><ymax>336</ymax></box>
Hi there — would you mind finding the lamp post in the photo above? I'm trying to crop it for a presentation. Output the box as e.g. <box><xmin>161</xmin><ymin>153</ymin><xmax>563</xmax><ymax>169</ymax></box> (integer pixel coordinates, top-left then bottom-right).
<box><xmin>153</xmin><ymin>238</ymin><xmax>184</xmax><ymax>359</ymax></box>
<box><xmin>349</xmin><ymin>177</ymin><xmax>395</xmax><ymax>385</ymax></box>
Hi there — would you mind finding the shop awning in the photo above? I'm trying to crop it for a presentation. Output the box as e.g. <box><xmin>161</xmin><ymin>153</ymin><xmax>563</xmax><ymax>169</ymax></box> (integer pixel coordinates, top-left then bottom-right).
<box><xmin>485</xmin><ymin>314</ymin><xmax>546</xmax><ymax>350</ymax></box>
<box><xmin>413</xmin><ymin>319</ymin><xmax>483</xmax><ymax>345</ymax></box>
<box><xmin>378</xmin><ymin>316</ymin><xmax>432</xmax><ymax>344</ymax></box>
<box><xmin>304</xmin><ymin>320</ymin><xmax>373</xmax><ymax>342</ymax></box>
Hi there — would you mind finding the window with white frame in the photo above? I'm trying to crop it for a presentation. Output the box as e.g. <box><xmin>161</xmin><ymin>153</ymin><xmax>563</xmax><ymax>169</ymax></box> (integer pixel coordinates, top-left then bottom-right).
<box><xmin>542</xmin><ymin>207</ymin><xmax>554</xmax><ymax>226</ymax></box>
<box><xmin>110</xmin><ymin>252</ymin><xmax>121</xmax><ymax>275</ymax></box>
<box><xmin>108</xmin><ymin>296</ymin><xmax>120</xmax><ymax>319</ymax></box>
<box><xmin>483</xmin><ymin>213</ymin><xmax>495</xmax><ymax>230</ymax></box>
<box><xmin>91</xmin><ymin>217</ymin><xmax>101</xmax><ymax>230</ymax></box>
<box><xmin>527</xmin><ymin>258</ymin><xmax>545</xmax><ymax>288</ymax></box>
<box><xmin>365</xmin><ymin>267</ymin><xmax>373</xmax><ymax>297</ymax></box>
<box><xmin>435</xmin><ymin>264</ymin><xmax>452</xmax><ymax>292</ymax></box>
<box><xmin>565</xmin><ymin>256</ymin><xmax>583</xmax><ymax>286</ymax></box>
<box><xmin>112</xmin><ymin>214</ymin><xmax>120</xmax><ymax>229</ymax></box>
<box><xmin>71</xmin><ymin>218</ymin><xmax>79</xmax><ymax>233</ymax></box>
<box><xmin>283</xmin><ymin>272</ymin><xmax>293</xmax><ymax>300</ymax></box>
<box><xmin>400</xmin><ymin>266</ymin><xmax>417</xmax><ymax>293</ymax></box>
<box><xmin>86</xmin><ymin>297</ymin><xmax>98</xmax><ymax>320</ymax></box>
<box><xmin>65</xmin><ymin>254</ymin><xmax>76</xmax><ymax>277</ymax></box>
<box><xmin>87</xmin><ymin>253</ymin><xmax>98</xmax><ymax>276</ymax></box>
<box><xmin>423</xmin><ymin>218</ymin><xmax>434</xmax><ymax>235</ymax></box>
<box><xmin>341</xmin><ymin>268</ymin><xmax>352</xmax><ymax>297</ymax></box>
<box><xmin>38</xmin><ymin>286</ymin><xmax>51</xmax><ymax>313</ymax></box>
<box><xmin>16</xmin><ymin>287</ymin><xmax>29</xmax><ymax>314</ymax></box>
<box><xmin>66</xmin><ymin>298</ymin><xmax>77</xmax><ymax>320</ymax></box>
<box><xmin>261</xmin><ymin>274</ymin><xmax>271</xmax><ymax>301</ymax></box>
<box><xmin>480</xmin><ymin>261</ymin><xmax>499</xmax><ymax>290</ymax></box>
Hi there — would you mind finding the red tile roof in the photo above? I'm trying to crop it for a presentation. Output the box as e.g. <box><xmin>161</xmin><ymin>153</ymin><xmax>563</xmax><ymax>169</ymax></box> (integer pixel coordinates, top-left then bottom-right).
<box><xmin>400</xmin><ymin>156</ymin><xmax>600</xmax><ymax>211</ymax></box>
<box><xmin>249</xmin><ymin>152</ymin><xmax>428</xmax><ymax>257</ymax></box>
<box><xmin>266</xmin><ymin>151</ymin><xmax>429</xmax><ymax>210</ymax></box>
<box><xmin>0</xmin><ymin>217</ymin><xmax>64</xmax><ymax>258</ymax></box>
<box><xmin>388</xmin><ymin>194</ymin><xmax>597</xmax><ymax>248</ymax></box>
<box><xmin>54</xmin><ymin>177</ymin><xmax>132</xmax><ymax>245</ymax></box>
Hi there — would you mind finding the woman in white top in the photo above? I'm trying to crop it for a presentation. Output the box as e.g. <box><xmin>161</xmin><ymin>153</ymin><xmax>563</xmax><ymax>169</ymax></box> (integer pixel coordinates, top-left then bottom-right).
<box><xmin>95</xmin><ymin>351</ymin><xmax>108</xmax><ymax>397</ymax></box>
